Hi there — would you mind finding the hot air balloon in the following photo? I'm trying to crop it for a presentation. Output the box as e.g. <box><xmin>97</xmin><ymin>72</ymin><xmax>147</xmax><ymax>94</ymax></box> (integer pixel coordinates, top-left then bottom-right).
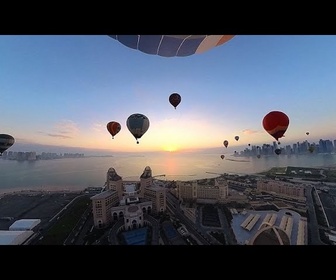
<box><xmin>308</xmin><ymin>145</ymin><xmax>315</xmax><ymax>153</ymax></box>
<box><xmin>126</xmin><ymin>113</ymin><xmax>150</xmax><ymax>144</ymax></box>
<box><xmin>223</xmin><ymin>140</ymin><xmax>229</xmax><ymax>148</ymax></box>
<box><xmin>0</xmin><ymin>134</ymin><xmax>15</xmax><ymax>155</ymax></box>
<box><xmin>275</xmin><ymin>148</ymin><xmax>281</xmax><ymax>155</ymax></box>
<box><xmin>306</xmin><ymin>132</ymin><xmax>309</xmax><ymax>135</ymax></box>
<box><xmin>235</xmin><ymin>136</ymin><xmax>239</xmax><ymax>141</ymax></box>
<box><xmin>169</xmin><ymin>93</ymin><xmax>181</xmax><ymax>109</ymax></box>
<box><xmin>109</xmin><ymin>35</ymin><xmax>235</xmax><ymax>58</ymax></box>
<box><xmin>262</xmin><ymin>111</ymin><xmax>289</xmax><ymax>141</ymax></box>
<box><xmin>220</xmin><ymin>155</ymin><xmax>225</xmax><ymax>160</ymax></box>
<box><xmin>107</xmin><ymin>121</ymin><xmax>121</xmax><ymax>139</ymax></box>
<box><xmin>248</xmin><ymin>143</ymin><xmax>251</xmax><ymax>146</ymax></box>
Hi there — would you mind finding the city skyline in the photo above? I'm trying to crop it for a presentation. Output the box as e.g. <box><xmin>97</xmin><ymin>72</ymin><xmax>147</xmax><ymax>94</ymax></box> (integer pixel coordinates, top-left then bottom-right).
<box><xmin>1</xmin><ymin>35</ymin><xmax>336</xmax><ymax>154</ymax></box>
<box><xmin>4</xmin><ymin>137</ymin><xmax>336</xmax><ymax>158</ymax></box>
<box><xmin>238</xmin><ymin>138</ymin><xmax>336</xmax><ymax>157</ymax></box>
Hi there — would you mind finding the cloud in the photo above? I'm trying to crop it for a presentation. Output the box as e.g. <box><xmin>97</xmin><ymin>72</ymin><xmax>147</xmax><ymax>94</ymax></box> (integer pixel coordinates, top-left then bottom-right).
<box><xmin>92</xmin><ymin>122</ymin><xmax>105</xmax><ymax>133</ymax></box>
<box><xmin>54</xmin><ymin>120</ymin><xmax>80</xmax><ymax>135</ymax></box>
<box><xmin>36</xmin><ymin>120</ymin><xmax>80</xmax><ymax>140</ymax></box>
<box><xmin>242</xmin><ymin>129</ymin><xmax>259</xmax><ymax>135</ymax></box>
<box><xmin>47</xmin><ymin>134</ymin><xmax>72</xmax><ymax>139</ymax></box>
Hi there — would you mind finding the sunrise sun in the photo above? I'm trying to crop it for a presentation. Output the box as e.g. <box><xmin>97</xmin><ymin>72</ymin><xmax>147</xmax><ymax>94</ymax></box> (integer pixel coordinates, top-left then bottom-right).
<box><xmin>162</xmin><ymin>145</ymin><xmax>179</xmax><ymax>152</ymax></box>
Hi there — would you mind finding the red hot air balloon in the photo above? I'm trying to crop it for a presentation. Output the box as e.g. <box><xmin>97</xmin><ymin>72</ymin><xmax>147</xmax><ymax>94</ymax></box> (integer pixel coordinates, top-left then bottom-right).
<box><xmin>169</xmin><ymin>93</ymin><xmax>181</xmax><ymax>109</ymax></box>
<box><xmin>262</xmin><ymin>111</ymin><xmax>289</xmax><ymax>141</ymax></box>
<box><xmin>223</xmin><ymin>140</ymin><xmax>229</xmax><ymax>148</ymax></box>
<box><xmin>107</xmin><ymin>121</ymin><xmax>121</xmax><ymax>139</ymax></box>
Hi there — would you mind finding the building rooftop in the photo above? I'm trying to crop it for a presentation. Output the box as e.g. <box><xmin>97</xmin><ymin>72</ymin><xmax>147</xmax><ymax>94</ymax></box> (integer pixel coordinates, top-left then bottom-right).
<box><xmin>249</xmin><ymin>226</ymin><xmax>291</xmax><ymax>245</ymax></box>
<box><xmin>0</xmin><ymin>230</ymin><xmax>34</xmax><ymax>245</ymax></box>
<box><xmin>9</xmin><ymin>219</ymin><xmax>41</xmax><ymax>231</ymax></box>
<box><xmin>231</xmin><ymin>209</ymin><xmax>307</xmax><ymax>245</ymax></box>
<box><xmin>91</xmin><ymin>189</ymin><xmax>116</xmax><ymax>200</ymax></box>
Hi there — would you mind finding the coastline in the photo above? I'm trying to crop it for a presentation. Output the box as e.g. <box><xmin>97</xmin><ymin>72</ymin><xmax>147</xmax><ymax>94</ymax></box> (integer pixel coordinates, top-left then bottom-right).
<box><xmin>0</xmin><ymin>185</ymin><xmax>86</xmax><ymax>197</ymax></box>
<box><xmin>1</xmin><ymin>162</ymin><xmax>336</xmax><ymax>198</ymax></box>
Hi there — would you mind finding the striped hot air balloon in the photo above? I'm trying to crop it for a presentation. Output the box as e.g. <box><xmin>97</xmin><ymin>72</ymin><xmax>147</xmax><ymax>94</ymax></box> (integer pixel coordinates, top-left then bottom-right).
<box><xmin>109</xmin><ymin>35</ymin><xmax>235</xmax><ymax>57</ymax></box>
<box><xmin>126</xmin><ymin>113</ymin><xmax>150</xmax><ymax>144</ymax></box>
<box><xmin>0</xmin><ymin>134</ymin><xmax>15</xmax><ymax>155</ymax></box>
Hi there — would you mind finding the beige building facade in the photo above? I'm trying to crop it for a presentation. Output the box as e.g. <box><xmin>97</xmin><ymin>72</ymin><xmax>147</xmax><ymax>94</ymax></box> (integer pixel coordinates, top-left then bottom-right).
<box><xmin>256</xmin><ymin>179</ymin><xmax>306</xmax><ymax>201</ymax></box>
<box><xmin>91</xmin><ymin>166</ymin><xmax>166</xmax><ymax>229</ymax></box>
<box><xmin>176</xmin><ymin>177</ymin><xmax>228</xmax><ymax>203</ymax></box>
<box><xmin>91</xmin><ymin>190</ymin><xmax>119</xmax><ymax>228</ymax></box>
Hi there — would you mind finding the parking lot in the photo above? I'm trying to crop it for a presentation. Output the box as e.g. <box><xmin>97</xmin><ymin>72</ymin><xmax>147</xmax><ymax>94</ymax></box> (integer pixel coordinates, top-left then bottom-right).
<box><xmin>0</xmin><ymin>190</ymin><xmax>82</xmax><ymax>231</ymax></box>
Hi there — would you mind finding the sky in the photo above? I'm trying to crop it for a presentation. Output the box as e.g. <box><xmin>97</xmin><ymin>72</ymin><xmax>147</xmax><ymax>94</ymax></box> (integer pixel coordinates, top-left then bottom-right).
<box><xmin>1</xmin><ymin>35</ymin><xmax>336</xmax><ymax>155</ymax></box>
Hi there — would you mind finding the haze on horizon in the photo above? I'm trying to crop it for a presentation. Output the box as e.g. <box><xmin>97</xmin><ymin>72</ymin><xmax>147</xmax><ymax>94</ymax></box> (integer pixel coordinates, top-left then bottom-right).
<box><xmin>1</xmin><ymin>35</ymin><xmax>336</xmax><ymax>155</ymax></box>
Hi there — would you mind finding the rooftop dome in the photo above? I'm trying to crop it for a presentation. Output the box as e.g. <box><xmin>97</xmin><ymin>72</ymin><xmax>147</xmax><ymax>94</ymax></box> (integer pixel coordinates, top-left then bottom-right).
<box><xmin>249</xmin><ymin>225</ymin><xmax>290</xmax><ymax>245</ymax></box>
<box><xmin>107</xmin><ymin>168</ymin><xmax>122</xmax><ymax>181</ymax></box>
<box><xmin>128</xmin><ymin>205</ymin><xmax>139</xmax><ymax>213</ymax></box>
<box><xmin>140</xmin><ymin>166</ymin><xmax>152</xmax><ymax>179</ymax></box>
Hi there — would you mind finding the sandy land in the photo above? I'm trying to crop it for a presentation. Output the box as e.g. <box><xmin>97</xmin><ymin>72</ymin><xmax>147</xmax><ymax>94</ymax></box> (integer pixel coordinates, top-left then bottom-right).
<box><xmin>0</xmin><ymin>185</ymin><xmax>87</xmax><ymax>196</ymax></box>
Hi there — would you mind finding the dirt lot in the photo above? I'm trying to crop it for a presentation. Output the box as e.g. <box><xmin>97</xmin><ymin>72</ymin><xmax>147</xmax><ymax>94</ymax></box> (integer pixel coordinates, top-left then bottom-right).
<box><xmin>0</xmin><ymin>190</ymin><xmax>82</xmax><ymax>231</ymax></box>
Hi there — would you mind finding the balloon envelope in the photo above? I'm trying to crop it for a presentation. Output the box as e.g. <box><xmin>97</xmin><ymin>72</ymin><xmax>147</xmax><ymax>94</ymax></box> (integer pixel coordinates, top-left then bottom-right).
<box><xmin>109</xmin><ymin>35</ymin><xmax>235</xmax><ymax>57</ymax></box>
<box><xmin>262</xmin><ymin>111</ymin><xmax>289</xmax><ymax>141</ymax></box>
<box><xmin>126</xmin><ymin>113</ymin><xmax>150</xmax><ymax>144</ymax></box>
<box><xmin>107</xmin><ymin>121</ymin><xmax>121</xmax><ymax>139</ymax></box>
<box><xmin>223</xmin><ymin>140</ymin><xmax>228</xmax><ymax>148</ymax></box>
<box><xmin>308</xmin><ymin>145</ymin><xmax>315</xmax><ymax>153</ymax></box>
<box><xmin>275</xmin><ymin>148</ymin><xmax>281</xmax><ymax>155</ymax></box>
<box><xmin>169</xmin><ymin>93</ymin><xmax>181</xmax><ymax>109</ymax></box>
<box><xmin>0</xmin><ymin>134</ymin><xmax>15</xmax><ymax>155</ymax></box>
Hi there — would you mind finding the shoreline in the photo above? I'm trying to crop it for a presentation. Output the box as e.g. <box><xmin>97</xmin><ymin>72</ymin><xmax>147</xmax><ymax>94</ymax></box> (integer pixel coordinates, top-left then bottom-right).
<box><xmin>1</xmin><ymin>164</ymin><xmax>335</xmax><ymax>197</ymax></box>
<box><xmin>0</xmin><ymin>185</ymin><xmax>87</xmax><ymax>196</ymax></box>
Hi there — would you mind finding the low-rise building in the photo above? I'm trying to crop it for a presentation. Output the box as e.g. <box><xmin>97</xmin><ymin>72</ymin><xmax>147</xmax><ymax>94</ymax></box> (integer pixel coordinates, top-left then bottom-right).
<box><xmin>176</xmin><ymin>177</ymin><xmax>228</xmax><ymax>204</ymax></box>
